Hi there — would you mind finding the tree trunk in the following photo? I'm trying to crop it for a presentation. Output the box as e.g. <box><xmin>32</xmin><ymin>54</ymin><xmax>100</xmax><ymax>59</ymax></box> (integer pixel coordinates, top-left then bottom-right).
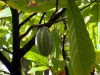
<box><xmin>10</xmin><ymin>61</ymin><xmax>21</xmax><ymax>75</ymax></box>
<box><xmin>10</xmin><ymin>7</ymin><xmax>21</xmax><ymax>75</ymax></box>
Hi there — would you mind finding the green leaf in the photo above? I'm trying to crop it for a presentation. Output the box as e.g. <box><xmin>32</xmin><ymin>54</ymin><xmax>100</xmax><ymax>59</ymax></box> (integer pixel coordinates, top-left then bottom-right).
<box><xmin>24</xmin><ymin>51</ymin><xmax>49</xmax><ymax>66</ymax></box>
<box><xmin>89</xmin><ymin>3</ymin><xmax>100</xmax><ymax>23</ymax></box>
<box><xmin>81</xmin><ymin>5</ymin><xmax>90</xmax><ymax>18</ymax></box>
<box><xmin>67</xmin><ymin>62</ymin><xmax>74</xmax><ymax>75</ymax></box>
<box><xmin>0</xmin><ymin>28</ymin><xmax>8</xmax><ymax>36</ymax></box>
<box><xmin>96</xmin><ymin>64</ymin><xmax>100</xmax><ymax>73</ymax></box>
<box><xmin>88</xmin><ymin>3</ymin><xmax>100</xmax><ymax>47</ymax></box>
<box><xmin>67</xmin><ymin>1</ymin><xmax>95</xmax><ymax>75</ymax></box>
<box><xmin>0</xmin><ymin>7</ymin><xmax>11</xmax><ymax>18</ymax></box>
<box><xmin>28</xmin><ymin>66</ymin><xmax>48</xmax><ymax>72</ymax></box>
<box><xmin>0</xmin><ymin>37</ymin><xmax>7</xmax><ymax>48</ymax></box>
<box><xmin>35</xmin><ymin>71</ymin><xmax>43</xmax><ymax>75</ymax></box>
<box><xmin>95</xmin><ymin>50</ymin><xmax>100</xmax><ymax>64</ymax></box>
<box><xmin>51</xmin><ymin>27</ymin><xmax>62</xmax><ymax>59</ymax></box>
<box><xmin>2</xmin><ymin>50</ymin><xmax>10</xmax><ymax>60</ymax></box>
<box><xmin>52</xmin><ymin>58</ymin><xmax>66</xmax><ymax>71</ymax></box>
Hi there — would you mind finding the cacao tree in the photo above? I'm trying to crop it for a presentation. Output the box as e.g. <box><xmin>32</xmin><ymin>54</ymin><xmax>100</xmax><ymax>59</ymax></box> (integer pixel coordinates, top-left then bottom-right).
<box><xmin>0</xmin><ymin>0</ymin><xmax>100</xmax><ymax>75</ymax></box>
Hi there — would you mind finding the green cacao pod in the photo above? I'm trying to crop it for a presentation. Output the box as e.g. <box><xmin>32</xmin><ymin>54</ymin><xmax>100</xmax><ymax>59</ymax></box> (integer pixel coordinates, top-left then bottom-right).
<box><xmin>35</xmin><ymin>27</ymin><xmax>53</xmax><ymax>56</ymax></box>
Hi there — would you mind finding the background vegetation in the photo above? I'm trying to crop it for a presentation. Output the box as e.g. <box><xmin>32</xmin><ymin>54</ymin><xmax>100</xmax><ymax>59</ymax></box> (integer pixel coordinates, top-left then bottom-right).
<box><xmin>0</xmin><ymin>0</ymin><xmax>100</xmax><ymax>75</ymax></box>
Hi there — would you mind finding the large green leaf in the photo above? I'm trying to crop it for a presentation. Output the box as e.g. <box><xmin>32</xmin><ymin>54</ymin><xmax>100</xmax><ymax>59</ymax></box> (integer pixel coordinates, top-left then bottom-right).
<box><xmin>24</xmin><ymin>51</ymin><xmax>49</xmax><ymax>66</ymax></box>
<box><xmin>5</xmin><ymin>0</ymin><xmax>66</xmax><ymax>12</ymax></box>
<box><xmin>67</xmin><ymin>1</ymin><xmax>95</xmax><ymax>75</ymax></box>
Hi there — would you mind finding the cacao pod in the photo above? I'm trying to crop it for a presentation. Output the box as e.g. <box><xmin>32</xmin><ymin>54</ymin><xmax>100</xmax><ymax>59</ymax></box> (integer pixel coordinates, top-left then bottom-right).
<box><xmin>35</xmin><ymin>27</ymin><xmax>53</xmax><ymax>56</ymax></box>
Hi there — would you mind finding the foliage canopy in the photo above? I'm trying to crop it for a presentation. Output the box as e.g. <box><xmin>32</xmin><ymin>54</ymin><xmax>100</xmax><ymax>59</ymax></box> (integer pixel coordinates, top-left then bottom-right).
<box><xmin>0</xmin><ymin>0</ymin><xmax>100</xmax><ymax>75</ymax></box>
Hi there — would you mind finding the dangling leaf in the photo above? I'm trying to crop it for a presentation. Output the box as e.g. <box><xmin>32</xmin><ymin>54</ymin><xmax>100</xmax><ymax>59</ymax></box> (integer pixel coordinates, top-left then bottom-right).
<box><xmin>66</xmin><ymin>1</ymin><xmax>95</xmax><ymax>75</ymax></box>
<box><xmin>4</xmin><ymin>0</ymin><xmax>66</xmax><ymax>12</ymax></box>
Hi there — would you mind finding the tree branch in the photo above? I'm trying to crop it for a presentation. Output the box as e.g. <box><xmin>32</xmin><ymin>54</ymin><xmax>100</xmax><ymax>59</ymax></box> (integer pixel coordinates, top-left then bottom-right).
<box><xmin>19</xmin><ymin>16</ymin><xmax>67</xmax><ymax>40</ymax></box>
<box><xmin>19</xmin><ymin>36</ymin><xmax>35</xmax><ymax>59</ymax></box>
<box><xmin>0</xmin><ymin>51</ymin><xmax>11</xmax><ymax>72</ymax></box>
<box><xmin>48</xmin><ymin>8</ymin><xmax>66</xmax><ymax>27</ymax></box>
<box><xmin>18</xmin><ymin>8</ymin><xmax>66</xmax><ymax>59</ymax></box>
<box><xmin>19</xmin><ymin>13</ymin><xmax>37</xmax><ymax>28</ymax></box>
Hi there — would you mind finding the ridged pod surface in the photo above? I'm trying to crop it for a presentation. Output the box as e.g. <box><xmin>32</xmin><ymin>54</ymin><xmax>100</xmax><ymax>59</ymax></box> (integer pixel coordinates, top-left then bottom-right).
<box><xmin>36</xmin><ymin>27</ymin><xmax>53</xmax><ymax>56</ymax></box>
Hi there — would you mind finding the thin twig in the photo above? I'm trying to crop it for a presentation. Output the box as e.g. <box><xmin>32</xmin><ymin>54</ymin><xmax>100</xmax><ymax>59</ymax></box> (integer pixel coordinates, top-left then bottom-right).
<box><xmin>19</xmin><ymin>17</ymin><xmax>67</xmax><ymax>40</ymax></box>
<box><xmin>80</xmin><ymin>1</ymin><xmax>95</xmax><ymax>11</ymax></box>
<box><xmin>56</xmin><ymin>0</ymin><xmax>59</xmax><ymax>12</ymax></box>
<box><xmin>61</xmin><ymin>15</ymin><xmax>69</xmax><ymax>75</ymax></box>
<box><xmin>39</xmin><ymin>12</ymin><xmax>46</xmax><ymax>24</ymax></box>
<box><xmin>61</xmin><ymin>16</ymin><xmax>67</xmax><ymax>59</ymax></box>
<box><xmin>61</xmin><ymin>16</ymin><xmax>67</xmax><ymax>30</ymax></box>
<box><xmin>19</xmin><ymin>12</ymin><xmax>37</xmax><ymax>28</ymax></box>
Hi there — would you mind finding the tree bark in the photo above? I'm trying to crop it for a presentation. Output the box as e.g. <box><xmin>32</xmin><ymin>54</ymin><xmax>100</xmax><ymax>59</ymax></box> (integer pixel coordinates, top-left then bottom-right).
<box><xmin>10</xmin><ymin>7</ymin><xmax>21</xmax><ymax>75</ymax></box>
<box><xmin>10</xmin><ymin>61</ymin><xmax>21</xmax><ymax>75</ymax></box>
